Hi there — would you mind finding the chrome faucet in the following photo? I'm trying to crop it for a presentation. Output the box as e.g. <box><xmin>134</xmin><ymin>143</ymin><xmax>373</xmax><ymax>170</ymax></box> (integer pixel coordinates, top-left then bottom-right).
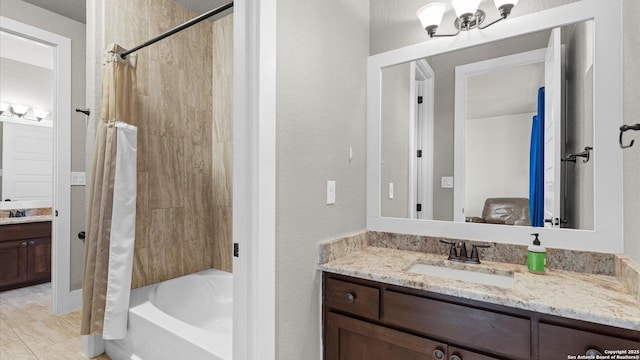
<box><xmin>440</xmin><ymin>240</ymin><xmax>490</xmax><ymax>264</ymax></box>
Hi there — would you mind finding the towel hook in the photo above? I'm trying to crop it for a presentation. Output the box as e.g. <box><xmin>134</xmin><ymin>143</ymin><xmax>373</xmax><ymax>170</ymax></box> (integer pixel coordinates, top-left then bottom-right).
<box><xmin>619</xmin><ymin>124</ymin><xmax>640</xmax><ymax>149</ymax></box>
<box><xmin>75</xmin><ymin>108</ymin><xmax>90</xmax><ymax>116</ymax></box>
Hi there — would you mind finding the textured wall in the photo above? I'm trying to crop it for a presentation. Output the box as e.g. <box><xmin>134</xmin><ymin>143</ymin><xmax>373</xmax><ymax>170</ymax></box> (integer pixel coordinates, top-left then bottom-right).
<box><xmin>104</xmin><ymin>0</ymin><xmax>215</xmax><ymax>287</ymax></box>
<box><xmin>623</xmin><ymin>0</ymin><xmax>640</xmax><ymax>263</ymax></box>
<box><xmin>211</xmin><ymin>14</ymin><xmax>233</xmax><ymax>272</ymax></box>
<box><xmin>0</xmin><ymin>0</ymin><xmax>87</xmax><ymax>291</ymax></box>
<box><xmin>276</xmin><ymin>0</ymin><xmax>369</xmax><ymax>358</ymax></box>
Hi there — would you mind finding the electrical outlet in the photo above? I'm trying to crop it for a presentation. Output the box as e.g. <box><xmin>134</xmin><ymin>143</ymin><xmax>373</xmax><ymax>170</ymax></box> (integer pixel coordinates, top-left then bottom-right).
<box><xmin>441</xmin><ymin>176</ymin><xmax>454</xmax><ymax>188</ymax></box>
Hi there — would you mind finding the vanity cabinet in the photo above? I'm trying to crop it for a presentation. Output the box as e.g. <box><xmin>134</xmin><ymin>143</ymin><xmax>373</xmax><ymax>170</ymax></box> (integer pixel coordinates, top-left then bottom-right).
<box><xmin>0</xmin><ymin>222</ymin><xmax>52</xmax><ymax>291</ymax></box>
<box><xmin>323</xmin><ymin>273</ymin><xmax>640</xmax><ymax>360</ymax></box>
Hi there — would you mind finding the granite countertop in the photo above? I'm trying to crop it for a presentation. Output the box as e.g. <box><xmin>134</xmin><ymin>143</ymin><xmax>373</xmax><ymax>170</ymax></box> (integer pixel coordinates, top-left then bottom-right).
<box><xmin>0</xmin><ymin>215</ymin><xmax>53</xmax><ymax>225</ymax></box>
<box><xmin>319</xmin><ymin>246</ymin><xmax>640</xmax><ymax>331</ymax></box>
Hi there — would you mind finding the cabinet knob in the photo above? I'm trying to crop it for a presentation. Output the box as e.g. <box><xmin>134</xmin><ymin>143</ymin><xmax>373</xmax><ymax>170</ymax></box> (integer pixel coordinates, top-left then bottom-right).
<box><xmin>20</xmin><ymin>242</ymin><xmax>27</xmax><ymax>248</ymax></box>
<box><xmin>29</xmin><ymin>241</ymin><xmax>36</xmax><ymax>246</ymax></box>
<box><xmin>346</xmin><ymin>293</ymin><xmax>355</xmax><ymax>303</ymax></box>
<box><xmin>586</xmin><ymin>349</ymin><xmax>602</xmax><ymax>356</ymax></box>
<box><xmin>433</xmin><ymin>349</ymin><xmax>445</xmax><ymax>360</ymax></box>
<box><xmin>450</xmin><ymin>355</ymin><xmax>462</xmax><ymax>360</ymax></box>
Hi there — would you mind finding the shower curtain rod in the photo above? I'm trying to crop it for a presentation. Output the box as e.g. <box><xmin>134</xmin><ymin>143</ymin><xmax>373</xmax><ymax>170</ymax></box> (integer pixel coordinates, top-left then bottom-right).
<box><xmin>119</xmin><ymin>1</ymin><xmax>234</xmax><ymax>59</ymax></box>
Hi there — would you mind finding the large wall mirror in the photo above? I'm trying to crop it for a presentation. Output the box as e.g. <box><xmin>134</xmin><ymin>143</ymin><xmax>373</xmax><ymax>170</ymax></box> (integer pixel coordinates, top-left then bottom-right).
<box><xmin>0</xmin><ymin>30</ymin><xmax>54</xmax><ymax>209</ymax></box>
<box><xmin>368</xmin><ymin>0</ymin><xmax>623</xmax><ymax>252</ymax></box>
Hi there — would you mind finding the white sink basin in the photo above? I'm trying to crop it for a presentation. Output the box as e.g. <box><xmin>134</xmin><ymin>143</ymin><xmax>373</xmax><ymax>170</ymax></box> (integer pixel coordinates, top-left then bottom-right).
<box><xmin>407</xmin><ymin>263</ymin><xmax>515</xmax><ymax>288</ymax></box>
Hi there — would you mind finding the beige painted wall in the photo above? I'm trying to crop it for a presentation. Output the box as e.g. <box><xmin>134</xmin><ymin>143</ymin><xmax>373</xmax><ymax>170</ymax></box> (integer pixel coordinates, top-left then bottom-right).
<box><xmin>104</xmin><ymin>0</ymin><xmax>217</xmax><ymax>287</ymax></box>
<box><xmin>276</xmin><ymin>0</ymin><xmax>369</xmax><ymax>358</ymax></box>
<box><xmin>0</xmin><ymin>0</ymin><xmax>87</xmax><ymax>290</ymax></box>
<box><xmin>370</xmin><ymin>0</ymin><xmax>640</xmax><ymax>262</ymax></box>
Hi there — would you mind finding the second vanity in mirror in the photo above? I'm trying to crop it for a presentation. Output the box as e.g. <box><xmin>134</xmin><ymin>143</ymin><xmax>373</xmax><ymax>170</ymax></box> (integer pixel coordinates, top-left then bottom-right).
<box><xmin>367</xmin><ymin>0</ymin><xmax>623</xmax><ymax>252</ymax></box>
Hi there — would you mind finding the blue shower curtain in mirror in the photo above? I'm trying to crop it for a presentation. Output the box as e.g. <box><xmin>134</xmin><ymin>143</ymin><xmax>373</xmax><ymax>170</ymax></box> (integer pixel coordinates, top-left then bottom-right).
<box><xmin>529</xmin><ymin>87</ymin><xmax>545</xmax><ymax>227</ymax></box>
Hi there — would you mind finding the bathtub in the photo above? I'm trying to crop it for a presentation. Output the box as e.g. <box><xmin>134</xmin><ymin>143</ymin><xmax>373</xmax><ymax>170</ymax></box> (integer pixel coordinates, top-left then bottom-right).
<box><xmin>105</xmin><ymin>268</ymin><xmax>232</xmax><ymax>360</ymax></box>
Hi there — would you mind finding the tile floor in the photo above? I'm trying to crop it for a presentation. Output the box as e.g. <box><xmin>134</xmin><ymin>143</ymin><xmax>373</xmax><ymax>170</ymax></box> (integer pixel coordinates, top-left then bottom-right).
<box><xmin>0</xmin><ymin>283</ymin><xmax>111</xmax><ymax>359</ymax></box>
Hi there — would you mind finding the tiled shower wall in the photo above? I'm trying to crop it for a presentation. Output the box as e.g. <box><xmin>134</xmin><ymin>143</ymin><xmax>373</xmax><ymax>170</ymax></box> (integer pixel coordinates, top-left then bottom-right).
<box><xmin>104</xmin><ymin>0</ymin><xmax>232</xmax><ymax>287</ymax></box>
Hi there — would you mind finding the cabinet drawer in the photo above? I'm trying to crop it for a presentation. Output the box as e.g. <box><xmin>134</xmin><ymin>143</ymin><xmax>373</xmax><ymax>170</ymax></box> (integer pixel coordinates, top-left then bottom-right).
<box><xmin>326</xmin><ymin>278</ymin><xmax>379</xmax><ymax>320</ymax></box>
<box><xmin>382</xmin><ymin>290</ymin><xmax>530</xmax><ymax>360</ymax></box>
<box><xmin>539</xmin><ymin>323</ymin><xmax>640</xmax><ymax>358</ymax></box>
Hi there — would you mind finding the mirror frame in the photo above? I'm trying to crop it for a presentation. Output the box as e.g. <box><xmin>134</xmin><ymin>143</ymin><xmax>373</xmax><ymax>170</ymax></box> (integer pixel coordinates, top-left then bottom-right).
<box><xmin>367</xmin><ymin>0</ymin><xmax>623</xmax><ymax>253</ymax></box>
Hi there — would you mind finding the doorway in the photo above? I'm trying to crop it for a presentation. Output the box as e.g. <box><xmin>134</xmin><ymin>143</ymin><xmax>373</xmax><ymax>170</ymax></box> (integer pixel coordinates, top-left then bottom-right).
<box><xmin>0</xmin><ymin>16</ymin><xmax>74</xmax><ymax>315</ymax></box>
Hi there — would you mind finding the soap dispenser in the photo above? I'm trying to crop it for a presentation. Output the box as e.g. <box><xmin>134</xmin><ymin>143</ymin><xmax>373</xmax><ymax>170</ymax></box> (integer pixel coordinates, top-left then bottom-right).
<box><xmin>528</xmin><ymin>233</ymin><xmax>546</xmax><ymax>274</ymax></box>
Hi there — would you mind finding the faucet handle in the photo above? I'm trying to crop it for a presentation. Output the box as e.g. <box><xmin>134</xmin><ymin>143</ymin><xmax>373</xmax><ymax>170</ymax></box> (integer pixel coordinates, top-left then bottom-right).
<box><xmin>469</xmin><ymin>244</ymin><xmax>491</xmax><ymax>263</ymax></box>
<box><xmin>439</xmin><ymin>240</ymin><xmax>457</xmax><ymax>259</ymax></box>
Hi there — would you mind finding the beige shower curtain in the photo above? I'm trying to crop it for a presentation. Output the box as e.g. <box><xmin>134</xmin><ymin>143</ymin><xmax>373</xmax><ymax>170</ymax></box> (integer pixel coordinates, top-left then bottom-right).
<box><xmin>81</xmin><ymin>44</ymin><xmax>138</xmax><ymax>339</ymax></box>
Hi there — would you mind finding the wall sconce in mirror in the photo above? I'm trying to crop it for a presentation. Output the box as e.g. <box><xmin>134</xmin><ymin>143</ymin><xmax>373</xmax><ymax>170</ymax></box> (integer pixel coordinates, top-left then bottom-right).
<box><xmin>417</xmin><ymin>0</ymin><xmax>519</xmax><ymax>38</ymax></box>
<box><xmin>0</xmin><ymin>102</ymin><xmax>49</xmax><ymax>122</ymax></box>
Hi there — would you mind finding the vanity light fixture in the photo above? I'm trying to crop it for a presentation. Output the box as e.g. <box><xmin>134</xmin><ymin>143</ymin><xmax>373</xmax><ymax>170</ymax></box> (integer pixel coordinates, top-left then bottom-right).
<box><xmin>417</xmin><ymin>0</ymin><xmax>519</xmax><ymax>38</ymax></box>
<box><xmin>0</xmin><ymin>103</ymin><xmax>50</xmax><ymax>121</ymax></box>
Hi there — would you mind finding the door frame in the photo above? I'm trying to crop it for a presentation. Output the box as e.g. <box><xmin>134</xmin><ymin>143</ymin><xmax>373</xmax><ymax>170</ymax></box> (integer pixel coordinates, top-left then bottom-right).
<box><xmin>232</xmin><ymin>0</ymin><xmax>276</xmax><ymax>359</ymax></box>
<box><xmin>412</xmin><ymin>59</ymin><xmax>434</xmax><ymax>220</ymax></box>
<box><xmin>453</xmin><ymin>48</ymin><xmax>547</xmax><ymax>223</ymax></box>
<box><xmin>0</xmin><ymin>16</ymin><xmax>73</xmax><ymax>315</ymax></box>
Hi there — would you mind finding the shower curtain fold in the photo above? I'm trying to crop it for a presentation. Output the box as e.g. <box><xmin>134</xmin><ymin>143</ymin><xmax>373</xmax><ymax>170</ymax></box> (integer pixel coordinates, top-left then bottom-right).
<box><xmin>81</xmin><ymin>44</ymin><xmax>138</xmax><ymax>340</ymax></box>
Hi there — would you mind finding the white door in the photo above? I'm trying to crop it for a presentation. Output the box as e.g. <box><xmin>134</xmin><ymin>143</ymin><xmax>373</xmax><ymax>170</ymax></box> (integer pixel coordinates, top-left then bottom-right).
<box><xmin>2</xmin><ymin>122</ymin><xmax>53</xmax><ymax>202</ymax></box>
<box><xmin>543</xmin><ymin>27</ymin><xmax>563</xmax><ymax>228</ymax></box>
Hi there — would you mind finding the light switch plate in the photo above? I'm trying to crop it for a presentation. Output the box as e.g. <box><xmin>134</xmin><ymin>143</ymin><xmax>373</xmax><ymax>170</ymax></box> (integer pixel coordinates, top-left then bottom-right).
<box><xmin>441</xmin><ymin>176</ymin><xmax>454</xmax><ymax>188</ymax></box>
<box><xmin>71</xmin><ymin>172</ymin><xmax>86</xmax><ymax>186</ymax></box>
<box><xmin>326</xmin><ymin>180</ymin><xmax>336</xmax><ymax>205</ymax></box>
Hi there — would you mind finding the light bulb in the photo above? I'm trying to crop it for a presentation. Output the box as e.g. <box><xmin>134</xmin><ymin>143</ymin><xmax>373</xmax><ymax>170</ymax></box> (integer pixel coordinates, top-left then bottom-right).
<box><xmin>32</xmin><ymin>108</ymin><xmax>49</xmax><ymax>120</ymax></box>
<box><xmin>12</xmin><ymin>104</ymin><xmax>29</xmax><ymax>116</ymax></box>
<box><xmin>417</xmin><ymin>2</ymin><xmax>447</xmax><ymax>29</ymax></box>
<box><xmin>494</xmin><ymin>0</ymin><xmax>519</xmax><ymax>8</ymax></box>
<box><xmin>451</xmin><ymin>0</ymin><xmax>481</xmax><ymax>18</ymax></box>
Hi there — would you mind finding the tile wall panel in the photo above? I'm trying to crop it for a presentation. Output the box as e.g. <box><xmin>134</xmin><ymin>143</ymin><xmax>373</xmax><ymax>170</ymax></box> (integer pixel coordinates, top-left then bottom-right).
<box><xmin>106</xmin><ymin>0</ymin><xmax>225</xmax><ymax>287</ymax></box>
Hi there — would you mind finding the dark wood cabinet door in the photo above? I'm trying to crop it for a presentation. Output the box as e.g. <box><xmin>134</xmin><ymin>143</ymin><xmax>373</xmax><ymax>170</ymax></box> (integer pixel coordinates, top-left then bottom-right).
<box><xmin>27</xmin><ymin>237</ymin><xmax>51</xmax><ymax>282</ymax></box>
<box><xmin>326</xmin><ymin>312</ymin><xmax>447</xmax><ymax>360</ymax></box>
<box><xmin>0</xmin><ymin>240</ymin><xmax>29</xmax><ymax>289</ymax></box>
<box><xmin>539</xmin><ymin>323</ymin><xmax>640</xmax><ymax>358</ymax></box>
<box><xmin>448</xmin><ymin>346</ymin><xmax>502</xmax><ymax>360</ymax></box>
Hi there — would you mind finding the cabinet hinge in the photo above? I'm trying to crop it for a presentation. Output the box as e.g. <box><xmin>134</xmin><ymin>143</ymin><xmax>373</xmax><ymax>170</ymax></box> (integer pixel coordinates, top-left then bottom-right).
<box><xmin>417</xmin><ymin>204</ymin><xmax>422</xmax><ymax>212</ymax></box>
<box><xmin>233</xmin><ymin>243</ymin><xmax>239</xmax><ymax>257</ymax></box>
<box><xmin>417</xmin><ymin>96</ymin><xmax>423</xmax><ymax>104</ymax></box>
<box><xmin>417</xmin><ymin>150</ymin><xmax>423</xmax><ymax>158</ymax></box>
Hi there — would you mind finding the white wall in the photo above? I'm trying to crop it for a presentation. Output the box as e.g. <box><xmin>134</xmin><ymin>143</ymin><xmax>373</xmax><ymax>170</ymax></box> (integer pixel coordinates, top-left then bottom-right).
<box><xmin>465</xmin><ymin>113</ymin><xmax>533</xmax><ymax>218</ymax></box>
<box><xmin>0</xmin><ymin>0</ymin><xmax>86</xmax><ymax>290</ymax></box>
<box><xmin>276</xmin><ymin>0</ymin><xmax>369</xmax><ymax>358</ymax></box>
